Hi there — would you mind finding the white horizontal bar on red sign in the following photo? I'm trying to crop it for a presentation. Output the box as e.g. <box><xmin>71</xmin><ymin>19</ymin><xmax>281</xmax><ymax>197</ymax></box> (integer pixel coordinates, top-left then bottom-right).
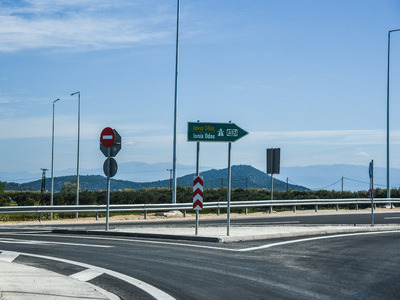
<box><xmin>103</xmin><ymin>135</ymin><xmax>114</xmax><ymax>139</ymax></box>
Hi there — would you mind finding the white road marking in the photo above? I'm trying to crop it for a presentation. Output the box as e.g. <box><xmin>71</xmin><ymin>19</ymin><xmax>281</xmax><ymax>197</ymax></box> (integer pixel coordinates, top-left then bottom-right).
<box><xmin>0</xmin><ymin>237</ymin><xmax>113</xmax><ymax>248</ymax></box>
<box><xmin>0</xmin><ymin>250</ymin><xmax>175</xmax><ymax>300</ymax></box>
<box><xmin>238</xmin><ymin>221</ymin><xmax>300</xmax><ymax>225</ymax></box>
<box><xmin>0</xmin><ymin>231</ymin><xmax>52</xmax><ymax>235</ymax></box>
<box><xmin>236</xmin><ymin>230</ymin><xmax>400</xmax><ymax>252</ymax></box>
<box><xmin>4</xmin><ymin>229</ymin><xmax>400</xmax><ymax>254</ymax></box>
<box><xmin>0</xmin><ymin>251</ymin><xmax>19</xmax><ymax>262</ymax></box>
<box><xmin>28</xmin><ymin>230</ymin><xmax>400</xmax><ymax>253</ymax></box>
<box><xmin>70</xmin><ymin>268</ymin><xmax>104</xmax><ymax>282</ymax></box>
<box><xmin>385</xmin><ymin>217</ymin><xmax>400</xmax><ymax>219</ymax></box>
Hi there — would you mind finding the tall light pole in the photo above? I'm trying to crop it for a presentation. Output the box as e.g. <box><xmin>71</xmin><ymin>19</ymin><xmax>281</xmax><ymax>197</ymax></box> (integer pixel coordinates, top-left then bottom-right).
<box><xmin>387</xmin><ymin>29</ymin><xmax>400</xmax><ymax>199</ymax></box>
<box><xmin>71</xmin><ymin>91</ymin><xmax>80</xmax><ymax>217</ymax></box>
<box><xmin>51</xmin><ymin>98</ymin><xmax>60</xmax><ymax>219</ymax></box>
<box><xmin>172</xmin><ymin>0</ymin><xmax>180</xmax><ymax>204</ymax></box>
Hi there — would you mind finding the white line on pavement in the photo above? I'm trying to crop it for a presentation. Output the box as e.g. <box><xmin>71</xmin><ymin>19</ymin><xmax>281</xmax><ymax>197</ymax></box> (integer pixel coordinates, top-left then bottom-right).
<box><xmin>237</xmin><ymin>230</ymin><xmax>400</xmax><ymax>252</ymax></box>
<box><xmin>0</xmin><ymin>251</ymin><xmax>19</xmax><ymax>262</ymax></box>
<box><xmin>48</xmin><ymin>230</ymin><xmax>400</xmax><ymax>253</ymax></box>
<box><xmin>6</xmin><ymin>229</ymin><xmax>400</xmax><ymax>254</ymax></box>
<box><xmin>0</xmin><ymin>237</ymin><xmax>113</xmax><ymax>248</ymax></box>
<box><xmin>70</xmin><ymin>268</ymin><xmax>104</xmax><ymax>282</ymax></box>
<box><xmin>0</xmin><ymin>250</ymin><xmax>175</xmax><ymax>300</ymax></box>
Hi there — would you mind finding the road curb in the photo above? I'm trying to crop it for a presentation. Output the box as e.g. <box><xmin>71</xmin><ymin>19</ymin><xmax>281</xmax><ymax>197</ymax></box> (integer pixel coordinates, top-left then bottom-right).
<box><xmin>52</xmin><ymin>229</ymin><xmax>223</xmax><ymax>243</ymax></box>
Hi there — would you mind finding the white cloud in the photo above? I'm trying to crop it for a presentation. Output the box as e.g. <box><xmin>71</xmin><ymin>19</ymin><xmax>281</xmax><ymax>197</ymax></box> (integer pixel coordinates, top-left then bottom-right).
<box><xmin>0</xmin><ymin>1</ymin><xmax>173</xmax><ymax>52</ymax></box>
<box><xmin>249</xmin><ymin>129</ymin><xmax>386</xmax><ymax>146</ymax></box>
<box><xmin>357</xmin><ymin>152</ymin><xmax>370</xmax><ymax>158</ymax></box>
<box><xmin>0</xmin><ymin>97</ymin><xmax>15</xmax><ymax>104</ymax></box>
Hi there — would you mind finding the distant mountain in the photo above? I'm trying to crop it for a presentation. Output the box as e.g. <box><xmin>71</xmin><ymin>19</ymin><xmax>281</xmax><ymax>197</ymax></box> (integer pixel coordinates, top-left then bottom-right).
<box><xmin>175</xmin><ymin>165</ymin><xmax>306</xmax><ymax>190</ymax></box>
<box><xmin>4</xmin><ymin>165</ymin><xmax>308</xmax><ymax>192</ymax></box>
<box><xmin>4</xmin><ymin>163</ymin><xmax>400</xmax><ymax>192</ymax></box>
<box><xmin>0</xmin><ymin>162</ymin><xmax>203</xmax><ymax>184</ymax></box>
<box><xmin>63</xmin><ymin>161</ymin><xmax>209</xmax><ymax>182</ymax></box>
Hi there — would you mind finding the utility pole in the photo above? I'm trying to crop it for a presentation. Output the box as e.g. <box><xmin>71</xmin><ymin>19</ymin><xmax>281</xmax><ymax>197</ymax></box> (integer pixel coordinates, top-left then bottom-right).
<box><xmin>286</xmin><ymin>177</ymin><xmax>289</xmax><ymax>192</ymax></box>
<box><xmin>167</xmin><ymin>169</ymin><xmax>173</xmax><ymax>190</ymax></box>
<box><xmin>40</xmin><ymin>168</ymin><xmax>48</xmax><ymax>194</ymax></box>
<box><xmin>341</xmin><ymin>176</ymin><xmax>344</xmax><ymax>192</ymax></box>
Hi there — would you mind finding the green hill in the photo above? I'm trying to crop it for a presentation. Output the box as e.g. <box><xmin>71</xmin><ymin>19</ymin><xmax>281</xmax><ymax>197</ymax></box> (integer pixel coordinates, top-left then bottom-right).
<box><xmin>4</xmin><ymin>165</ymin><xmax>308</xmax><ymax>192</ymax></box>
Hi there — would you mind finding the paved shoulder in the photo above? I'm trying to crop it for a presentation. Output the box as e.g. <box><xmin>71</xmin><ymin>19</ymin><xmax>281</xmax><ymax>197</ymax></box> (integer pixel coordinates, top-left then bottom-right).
<box><xmin>0</xmin><ymin>261</ymin><xmax>119</xmax><ymax>300</ymax></box>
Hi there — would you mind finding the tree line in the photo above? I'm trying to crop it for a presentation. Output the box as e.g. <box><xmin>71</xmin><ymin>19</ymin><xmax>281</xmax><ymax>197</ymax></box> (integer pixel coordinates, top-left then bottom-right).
<box><xmin>1</xmin><ymin>180</ymin><xmax>398</xmax><ymax>207</ymax></box>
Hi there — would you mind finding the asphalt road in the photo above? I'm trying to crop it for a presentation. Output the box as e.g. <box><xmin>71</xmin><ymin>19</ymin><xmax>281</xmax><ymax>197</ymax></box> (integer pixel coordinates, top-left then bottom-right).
<box><xmin>1</xmin><ymin>214</ymin><xmax>400</xmax><ymax>299</ymax></box>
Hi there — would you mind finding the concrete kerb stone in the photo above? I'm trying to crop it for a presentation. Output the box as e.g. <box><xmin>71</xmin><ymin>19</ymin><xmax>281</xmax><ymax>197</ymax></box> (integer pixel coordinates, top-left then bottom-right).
<box><xmin>52</xmin><ymin>229</ymin><xmax>224</xmax><ymax>243</ymax></box>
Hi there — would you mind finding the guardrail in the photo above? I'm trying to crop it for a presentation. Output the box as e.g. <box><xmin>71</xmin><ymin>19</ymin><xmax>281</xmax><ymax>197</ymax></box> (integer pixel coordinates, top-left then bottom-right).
<box><xmin>1</xmin><ymin>198</ymin><xmax>399</xmax><ymax>216</ymax></box>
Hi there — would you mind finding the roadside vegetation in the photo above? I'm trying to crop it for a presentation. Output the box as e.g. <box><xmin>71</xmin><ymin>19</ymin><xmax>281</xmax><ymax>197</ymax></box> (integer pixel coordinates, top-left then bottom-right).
<box><xmin>0</xmin><ymin>181</ymin><xmax>398</xmax><ymax>222</ymax></box>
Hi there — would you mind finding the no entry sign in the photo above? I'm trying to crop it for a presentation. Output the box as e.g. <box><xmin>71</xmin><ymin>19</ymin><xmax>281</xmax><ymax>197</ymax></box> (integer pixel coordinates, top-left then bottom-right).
<box><xmin>100</xmin><ymin>127</ymin><xmax>115</xmax><ymax>148</ymax></box>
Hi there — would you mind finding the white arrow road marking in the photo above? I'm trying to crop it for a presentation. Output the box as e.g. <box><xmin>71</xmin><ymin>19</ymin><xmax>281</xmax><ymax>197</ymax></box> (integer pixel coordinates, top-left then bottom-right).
<box><xmin>0</xmin><ymin>238</ymin><xmax>113</xmax><ymax>248</ymax></box>
<box><xmin>0</xmin><ymin>250</ymin><xmax>175</xmax><ymax>300</ymax></box>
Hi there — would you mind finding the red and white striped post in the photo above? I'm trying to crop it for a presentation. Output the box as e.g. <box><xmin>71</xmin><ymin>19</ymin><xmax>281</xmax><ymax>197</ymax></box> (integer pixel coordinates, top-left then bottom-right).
<box><xmin>193</xmin><ymin>176</ymin><xmax>203</xmax><ymax>235</ymax></box>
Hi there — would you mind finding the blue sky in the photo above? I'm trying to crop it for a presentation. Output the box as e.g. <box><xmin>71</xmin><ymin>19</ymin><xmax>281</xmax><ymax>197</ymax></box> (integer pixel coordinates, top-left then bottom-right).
<box><xmin>1</xmin><ymin>0</ymin><xmax>400</xmax><ymax>183</ymax></box>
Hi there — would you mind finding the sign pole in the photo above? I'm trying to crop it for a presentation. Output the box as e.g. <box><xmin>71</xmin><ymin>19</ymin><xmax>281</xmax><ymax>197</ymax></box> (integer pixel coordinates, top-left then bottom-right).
<box><xmin>100</xmin><ymin>127</ymin><xmax>121</xmax><ymax>231</ymax></box>
<box><xmin>370</xmin><ymin>160</ymin><xmax>374</xmax><ymax>227</ymax></box>
<box><xmin>195</xmin><ymin>141</ymin><xmax>200</xmax><ymax>235</ymax></box>
<box><xmin>106</xmin><ymin>147</ymin><xmax>111</xmax><ymax>231</ymax></box>
<box><xmin>227</xmin><ymin>142</ymin><xmax>232</xmax><ymax>236</ymax></box>
<box><xmin>187</xmin><ymin>121</ymin><xmax>248</xmax><ymax>237</ymax></box>
<box><xmin>270</xmin><ymin>148</ymin><xmax>274</xmax><ymax>214</ymax></box>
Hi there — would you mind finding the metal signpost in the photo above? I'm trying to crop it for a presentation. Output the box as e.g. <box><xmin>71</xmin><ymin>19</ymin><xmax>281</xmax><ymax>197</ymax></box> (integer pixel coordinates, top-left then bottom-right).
<box><xmin>100</xmin><ymin>127</ymin><xmax>121</xmax><ymax>231</ymax></box>
<box><xmin>267</xmin><ymin>148</ymin><xmax>281</xmax><ymax>213</ymax></box>
<box><xmin>188</xmin><ymin>122</ymin><xmax>248</xmax><ymax>236</ymax></box>
<box><xmin>369</xmin><ymin>160</ymin><xmax>374</xmax><ymax>227</ymax></box>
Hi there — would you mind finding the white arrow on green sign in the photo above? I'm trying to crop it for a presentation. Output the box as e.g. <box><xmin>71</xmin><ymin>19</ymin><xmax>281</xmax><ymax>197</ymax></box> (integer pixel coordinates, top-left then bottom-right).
<box><xmin>187</xmin><ymin>122</ymin><xmax>248</xmax><ymax>142</ymax></box>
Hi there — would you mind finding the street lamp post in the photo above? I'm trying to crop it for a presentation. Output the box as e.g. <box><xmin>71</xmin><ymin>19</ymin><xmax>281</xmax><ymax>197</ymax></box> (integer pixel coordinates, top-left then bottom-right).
<box><xmin>387</xmin><ymin>29</ymin><xmax>400</xmax><ymax>200</ymax></box>
<box><xmin>71</xmin><ymin>91</ymin><xmax>81</xmax><ymax>218</ymax></box>
<box><xmin>172</xmin><ymin>0</ymin><xmax>180</xmax><ymax>204</ymax></box>
<box><xmin>51</xmin><ymin>98</ymin><xmax>60</xmax><ymax>219</ymax></box>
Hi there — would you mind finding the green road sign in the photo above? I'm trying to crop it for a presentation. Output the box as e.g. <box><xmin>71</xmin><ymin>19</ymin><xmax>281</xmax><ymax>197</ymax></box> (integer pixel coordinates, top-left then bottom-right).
<box><xmin>187</xmin><ymin>122</ymin><xmax>248</xmax><ymax>142</ymax></box>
